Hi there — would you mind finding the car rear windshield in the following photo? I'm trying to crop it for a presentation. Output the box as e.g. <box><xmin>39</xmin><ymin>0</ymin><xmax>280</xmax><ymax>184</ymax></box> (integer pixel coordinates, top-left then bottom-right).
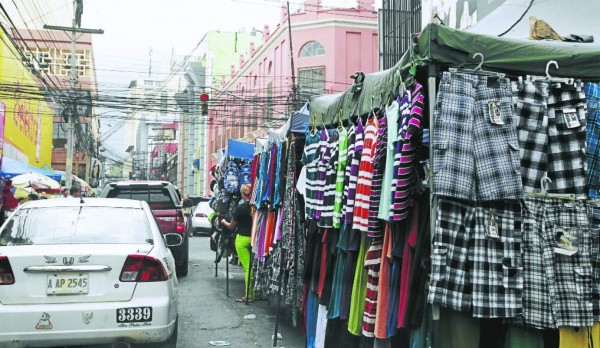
<box><xmin>0</xmin><ymin>207</ymin><xmax>153</xmax><ymax>246</ymax></box>
<box><xmin>106</xmin><ymin>187</ymin><xmax>176</xmax><ymax>209</ymax></box>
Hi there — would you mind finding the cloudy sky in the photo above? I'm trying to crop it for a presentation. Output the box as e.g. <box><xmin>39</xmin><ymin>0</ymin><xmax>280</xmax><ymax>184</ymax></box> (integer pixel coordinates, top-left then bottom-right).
<box><xmin>4</xmin><ymin>0</ymin><xmax>378</xmax><ymax>159</ymax></box>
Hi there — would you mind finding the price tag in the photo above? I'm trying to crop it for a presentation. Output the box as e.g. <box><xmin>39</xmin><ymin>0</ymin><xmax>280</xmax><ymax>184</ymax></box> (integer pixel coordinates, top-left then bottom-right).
<box><xmin>562</xmin><ymin>108</ymin><xmax>581</xmax><ymax>128</ymax></box>
<box><xmin>486</xmin><ymin>214</ymin><xmax>500</xmax><ymax>239</ymax></box>
<box><xmin>554</xmin><ymin>227</ymin><xmax>578</xmax><ymax>256</ymax></box>
<box><xmin>488</xmin><ymin>101</ymin><xmax>505</xmax><ymax>125</ymax></box>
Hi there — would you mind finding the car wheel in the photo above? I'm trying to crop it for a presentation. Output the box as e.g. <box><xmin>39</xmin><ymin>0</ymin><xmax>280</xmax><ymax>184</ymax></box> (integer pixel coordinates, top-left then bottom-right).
<box><xmin>176</xmin><ymin>261</ymin><xmax>188</xmax><ymax>277</ymax></box>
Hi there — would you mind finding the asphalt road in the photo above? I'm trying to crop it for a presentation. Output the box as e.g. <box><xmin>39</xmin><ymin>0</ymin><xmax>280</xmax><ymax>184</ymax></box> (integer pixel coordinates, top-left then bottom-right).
<box><xmin>176</xmin><ymin>235</ymin><xmax>305</xmax><ymax>348</ymax></box>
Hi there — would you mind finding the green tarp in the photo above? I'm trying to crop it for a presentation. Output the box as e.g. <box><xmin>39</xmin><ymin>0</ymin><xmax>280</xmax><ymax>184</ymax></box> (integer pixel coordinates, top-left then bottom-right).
<box><xmin>310</xmin><ymin>23</ymin><xmax>600</xmax><ymax>126</ymax></box>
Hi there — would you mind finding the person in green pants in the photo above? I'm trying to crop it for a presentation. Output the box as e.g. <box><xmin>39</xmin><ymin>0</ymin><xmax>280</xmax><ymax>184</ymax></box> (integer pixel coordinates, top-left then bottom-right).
<box><xmin>220</xmin><ymin>184</ymin><xmax>254</xmax><ymax>302</ymax></box>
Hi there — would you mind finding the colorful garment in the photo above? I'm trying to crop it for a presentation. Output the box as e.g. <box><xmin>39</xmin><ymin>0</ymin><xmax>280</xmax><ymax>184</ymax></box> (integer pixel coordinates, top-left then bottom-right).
<box><xmin>319</xmin><ymin>131</ymin><xmax>339</xmax><ymax>228</ymax></box>
<box><xmin>333</xmin><ymin>127</ymin><xmax>349</xmax><ymax>228</ymax></box>
<box><xmin>378</xmin><ymin>99</ymin><xmax>400</xmax><ymax>221</ymax></box>
<box><xmin>352</xmin><ymin>116</ymin><xmax>379</xmax><ymax>233</ymax></box>
<box><xmin>302</xmin><ymin>131</ymin><xmax>321</xmax><ymax>218</ymax></box>
<box><xmin>390</xmin><ymin>83</ymin><xmax>424</xmax><ymax>221</ymax></box>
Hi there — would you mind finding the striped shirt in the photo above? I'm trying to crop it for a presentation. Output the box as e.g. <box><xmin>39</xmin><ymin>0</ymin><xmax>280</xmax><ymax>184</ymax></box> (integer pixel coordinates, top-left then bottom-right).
<box><xmin>378</xmin><ymin>100</ymin><xmax>400</xmax><ymax>220</ymax></box>
<box><xmin>352</xmin><ymin>116</ymin><xmax>380</xmax><ymax>233</ymax></box>
<box><xmin>390</xmin><ymin>83</ymin><xmax>424</xmax><ymax>221</ymax></box>
<box><xmin>363</xmin><ymin>240</ymin><xmax>383</xmax><ymax>337</ymax></box>
<box><xmin>340</xmin><ymin>125</ymin><xmax>356</xmax><ymax>226</ymax></box>
<box><xmin>344</xmin><ymin>120</ymin><xmax>364</xmax><ymax>225</ymax></box>
<box><xmin>314</xmin><ymin>130</ymin><xmax>329</xmax><ymax>220</ymax></box>
<box><xmin>318</xmin><ymin>131</ymin><xmax>339</xmax><ymax>228</ymax></box>
<box><xmin>302</xmin><ymin>130</ymin><xmax>321</xmax><ymax>218</ymax></box>
<box><xmin>332</xmin><ymin>127</ymin><xmax>349</xmax><ymax>228</ymax></box>
<box><xmin>368</xmin><ymin>115</ymin><xmax>387</xmax><ymax>239</ymax></box>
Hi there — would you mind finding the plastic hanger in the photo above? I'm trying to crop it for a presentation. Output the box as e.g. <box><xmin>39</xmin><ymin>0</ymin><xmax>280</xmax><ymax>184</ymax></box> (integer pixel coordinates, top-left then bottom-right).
<box><xmin>526</xmin><ymin>60</ymin><xmax>574</xmax><ymax>85</ymax></box>
<box><xmin>449</xmin><ymin>53</ymin><xmax>506</xmax><ymax>79</ymax></box>
<box><xmin>524</xmin><ymin>175</ymin><xmax>587</xmax><ymax>200</ymax></box>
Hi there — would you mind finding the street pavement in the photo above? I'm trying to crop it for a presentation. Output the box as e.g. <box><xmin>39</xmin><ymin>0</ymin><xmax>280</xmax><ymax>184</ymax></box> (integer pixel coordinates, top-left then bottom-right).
<box><xmin>177</xmin><ymin>236</ymin><xmax>306</xmax><ymax>348</ymax></box>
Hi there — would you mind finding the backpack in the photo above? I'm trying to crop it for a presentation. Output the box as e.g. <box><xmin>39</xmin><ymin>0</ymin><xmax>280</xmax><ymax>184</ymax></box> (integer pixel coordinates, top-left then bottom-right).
<box><xmin>239</xmin><ymin>163</ymin><xmax>252</xmax><ymax>185</ymax></box>
<box><xmin>224</xmin><ymin>162</ymin><xmax>240</xmax><ymax>194</ymax></box>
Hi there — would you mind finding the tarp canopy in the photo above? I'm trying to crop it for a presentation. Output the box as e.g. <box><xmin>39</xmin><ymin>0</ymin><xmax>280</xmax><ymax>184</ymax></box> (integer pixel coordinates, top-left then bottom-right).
<box><xmin>310</xmin><ymin>23</ymin><xmax>600</xmax><ymax>125</ymax></box>
<box><xmin>227</xmin><ymin>139</ymin><xmax>254</xmax><ymax>160</ymax></box>
<box><xmin>468</xmin><ymin>0</ymin><xmax>600</xmax><ymax>43</ymax></box>
<box><xmin>0</xmin><ymin>157</ymin><xmax>62</xmax><ymax>181</ymax></box>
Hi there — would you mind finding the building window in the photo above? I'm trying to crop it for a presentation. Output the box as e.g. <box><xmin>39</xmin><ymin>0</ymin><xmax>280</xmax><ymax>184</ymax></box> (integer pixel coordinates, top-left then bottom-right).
<box><xmin>23</xmin><ymin>47</ymin><xmax>91</xmax><ymax>77</ymax></box>
<box><xmin>298</xmin><ymin>67</ymin><xmax>325</xmax><ymax>99</ymax></box>
<box><xmin>299</xmin><ymin>41</ymin><xmax>325</xmax><ymax>57</ymax></box>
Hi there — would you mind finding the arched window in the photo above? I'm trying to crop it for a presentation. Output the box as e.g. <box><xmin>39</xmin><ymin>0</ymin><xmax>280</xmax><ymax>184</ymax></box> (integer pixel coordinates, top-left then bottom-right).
<box><xmin>299</xmin><ymin>41</ymin><xmax>325</xmax><ymax>57</ymax></box>
<box><xmin>268</xmin><ymin>61</ymin><xmax>273</xmax><ymax>75</ymax></box>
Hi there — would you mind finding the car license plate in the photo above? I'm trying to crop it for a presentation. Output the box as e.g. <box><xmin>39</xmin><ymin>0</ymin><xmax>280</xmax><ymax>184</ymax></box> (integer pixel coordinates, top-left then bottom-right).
<box><xmin>47</xmin><ymin>273</ymin><xmax>89</xmax><ymax>295</ymax></box>
<box><xmin>116</xmin><ymin>307</ymin><xmax>153</xmax><ymax>323</ymax></box>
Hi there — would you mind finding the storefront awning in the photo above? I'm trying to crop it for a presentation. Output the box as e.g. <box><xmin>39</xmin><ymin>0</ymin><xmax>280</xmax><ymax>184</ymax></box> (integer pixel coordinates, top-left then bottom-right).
<box><xmin>0</xmin><ymin>157</ymin><xmax>62</xmax><ymax>181</ymax></box>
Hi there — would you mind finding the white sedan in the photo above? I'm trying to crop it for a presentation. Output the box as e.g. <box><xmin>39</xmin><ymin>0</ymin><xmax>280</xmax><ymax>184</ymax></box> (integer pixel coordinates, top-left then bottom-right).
<box><xmin>0</xmin><ymin>198</ymin><xmax>179</xmax><ymax>347</ymax></box>
<box><xmin>191</xmin><ymin>201</ymin><xmax>214</xmax><ymax>235</ymax></box>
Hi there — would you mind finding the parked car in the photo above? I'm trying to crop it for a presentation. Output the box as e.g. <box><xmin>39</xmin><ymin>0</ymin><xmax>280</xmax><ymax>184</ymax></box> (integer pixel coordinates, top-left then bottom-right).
<box><xmin>192</xmin><ymin>201</ymin><xmax>214</xmax><ymax>235</ymax></box>
<box><xmin>101</xmin><ymin>181</ymin><xmax>190</xmax><ymax>277</ymax></box>
<box><xmin>0</xmin><ymin>198</ymin><xmax>179</xmax><ymax>347</ymax></box>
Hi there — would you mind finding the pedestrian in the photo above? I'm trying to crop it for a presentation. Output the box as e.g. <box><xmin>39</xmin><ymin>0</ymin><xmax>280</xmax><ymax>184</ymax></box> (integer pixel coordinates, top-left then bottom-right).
<box><xmin>61</xmin><ymin>188</ymin><xmax>70</xmax><ymax>198</ymax></box>
<box><xmin>219</xmin><ymin>184</ymin><xmax>254</xmax><ymax>303</ymax></box>
<box><xmin>182</xmin><ymin>194</ymin><xmax>194</xmax><ymax>237</ymax></box>
<box><xmin>27</xmin><ymin>193</ymin><xmax>39</xmax><ymax>201</ymax></box>
<box><xmin>1</xmin><ymin>180</ymin><xmax>18</xmax><ymax>225</ymax></box>
<box><xmin>70</xmin><ymin>186</ymin><xmax>81</xmax><ymax>198</ymax></box>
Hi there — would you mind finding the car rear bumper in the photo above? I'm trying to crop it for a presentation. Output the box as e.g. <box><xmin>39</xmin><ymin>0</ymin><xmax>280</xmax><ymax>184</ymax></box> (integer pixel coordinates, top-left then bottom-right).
<box><xmin>192</xmin><ymin>217</ymin><xmax>211</xmax><ymax>230</ymax></box>
<box><xmin>0</xmin><ymin>293</ymin><xmax>177</xmax><ymax>347</ymax></box>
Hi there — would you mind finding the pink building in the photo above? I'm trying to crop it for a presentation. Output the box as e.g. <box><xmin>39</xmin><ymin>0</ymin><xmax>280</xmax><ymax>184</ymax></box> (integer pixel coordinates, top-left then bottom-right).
<box><xmin>207</xmin><ymin>0</ymin><xmax>378</xmax><ymax>191</ymax></box>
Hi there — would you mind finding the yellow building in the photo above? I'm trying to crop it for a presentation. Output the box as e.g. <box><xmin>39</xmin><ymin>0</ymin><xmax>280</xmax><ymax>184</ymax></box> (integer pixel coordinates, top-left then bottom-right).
<box><xmin>0</xmin><ymin>28</ymin><xmax>54</xmax><ymax>168</ymax></box>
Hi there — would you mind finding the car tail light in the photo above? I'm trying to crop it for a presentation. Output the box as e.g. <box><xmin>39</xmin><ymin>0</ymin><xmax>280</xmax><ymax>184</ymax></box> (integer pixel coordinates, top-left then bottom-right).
<box><xmin>176</xmin><ymin>211</ymin><xmax>185</xmax><ymax>233</ymax></box>
<box><xmin>195</xmin><ymin>212</ymin><xmax>207</xmax><ymax>218</ymax></box>
<box><xmin>0</xmin><ymin>256</ymin><xmax>15</xmax><ymax>285</ymax></box>
<box><xmin>120</xmin><ymin>255</ymin><xmax>168</xmax><ymax>282</ymax></box>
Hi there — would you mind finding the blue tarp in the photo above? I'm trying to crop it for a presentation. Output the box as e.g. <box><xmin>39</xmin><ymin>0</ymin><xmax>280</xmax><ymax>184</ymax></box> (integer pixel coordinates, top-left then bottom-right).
<box><xmin>227</xmin><ymin>139</ymin><xmax>254</xmax><ymax>160</ymax></box>
<box><xmin>0</xmin><ymin>157</ymin><xmax>62</xmax><ymax>181</ymax></box>
<box><xmin>291</xmin><ymin>103</ymin><xmax>309</xmax><ymax>133</ymax></box>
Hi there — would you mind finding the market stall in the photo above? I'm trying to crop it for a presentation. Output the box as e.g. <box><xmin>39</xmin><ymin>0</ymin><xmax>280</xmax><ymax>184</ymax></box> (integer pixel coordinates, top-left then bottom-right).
<box><xmin>245</xmin><ymin>22</ymin><xmax>600</xmax><ymax>348</ymax></box>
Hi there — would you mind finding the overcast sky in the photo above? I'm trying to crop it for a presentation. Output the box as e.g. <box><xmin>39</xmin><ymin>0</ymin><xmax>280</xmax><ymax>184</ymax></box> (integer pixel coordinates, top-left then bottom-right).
<box><xmin>5</xmin><ymin>0</ymin><xmax>378</xmax><ymax>160</ymax></box>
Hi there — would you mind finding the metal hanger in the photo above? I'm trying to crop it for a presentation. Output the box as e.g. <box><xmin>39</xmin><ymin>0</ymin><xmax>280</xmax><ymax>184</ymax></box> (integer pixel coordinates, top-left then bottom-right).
<box><xmin>369</xmin><ymin>95</ymin><xmax>375</xmax><ymax>119</ymax></box>
<box><xmin>310</xmin><ymin>114</ymin><xmax>317</xmax><ymax>135</ymax></box>
<box><xmin>449</xmin><ymin>53</ymin><xmax>506</xmax><ymax>78</ymax></box>
<box><xmin>526</xmin><ymin>60</ymin><xmax>574</xmax><ymax>85</ymax></box>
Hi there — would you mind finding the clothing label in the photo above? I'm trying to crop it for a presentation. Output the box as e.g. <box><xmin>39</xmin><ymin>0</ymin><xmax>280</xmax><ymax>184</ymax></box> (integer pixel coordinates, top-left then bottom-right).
<box><xmin>563</xmin><ymin>108</ymin><xmax>580</xmax><ymax>128</ymax></box>
<box><xmin>486</xmin><ymin>214</ymin><xmax>500</xmax><ymax>239</ymax></box>
<box><xmin>488</xmin><ymin>101</ymin><xmax>505</xmax><ymax>125</ymax></box>
<box><xmin>554</xmin><ymin>226</ymin><xmax>578</xmax><ymax>256</ymax></box>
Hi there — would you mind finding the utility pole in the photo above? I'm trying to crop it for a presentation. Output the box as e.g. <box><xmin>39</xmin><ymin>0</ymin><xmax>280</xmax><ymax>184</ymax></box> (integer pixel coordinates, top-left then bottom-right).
<box><xmin>286</xmin><ymin>1</ymin><xmax>299</xmax><ymax>111</ymax></box>
<box><xmin>44</xmin><ymin>0</ymin><xmax>103</xmax><ymax>189</ymax></box>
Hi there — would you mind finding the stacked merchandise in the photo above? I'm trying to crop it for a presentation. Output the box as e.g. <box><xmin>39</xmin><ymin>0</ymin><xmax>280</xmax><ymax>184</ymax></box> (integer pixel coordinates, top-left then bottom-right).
<box><xmin>210</xmin><ymin>157</ymin><xmax>252</xmax><ymax>260</ymax></box>
<box><xmin>245</xmin><ymin>133</ymin><xmax>309</xmax><ymax>327</ymax></box>
<box><xmin>245</xmin><ymin>71</ymin><xmax>600</xmax><ymax>347</ymax></box>
<box><xmin>429</xmin><ymin>73</ymin><xmax>599</xmax><ymax>347</ymax></box>
<box><xmin>245</xmin><ymin>82</ymin><xmax>431</xmax><ymax>347</ymax></box>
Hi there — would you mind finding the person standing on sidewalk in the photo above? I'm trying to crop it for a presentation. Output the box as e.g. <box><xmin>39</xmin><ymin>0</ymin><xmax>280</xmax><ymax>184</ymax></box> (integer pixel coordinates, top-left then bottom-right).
<box><xmin>219</xmin><ymin>184</ymin><xmax>254</xmax><ymax>302</ymax></box>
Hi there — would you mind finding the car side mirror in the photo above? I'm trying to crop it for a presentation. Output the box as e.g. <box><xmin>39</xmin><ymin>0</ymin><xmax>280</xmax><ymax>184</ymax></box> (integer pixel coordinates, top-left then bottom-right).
<box><xmin>164</xmin><ymin>233</ymin><xmax>183</xmax><ymax>247</ymax></box>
